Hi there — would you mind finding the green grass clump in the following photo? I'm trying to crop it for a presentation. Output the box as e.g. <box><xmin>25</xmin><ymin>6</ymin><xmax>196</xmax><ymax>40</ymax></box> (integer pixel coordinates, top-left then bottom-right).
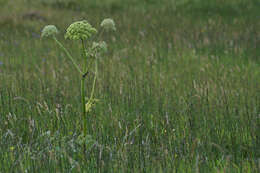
<box><xmin>0</xmin><ymin>0</ymin><xmax>259</xmax><ymax>172</ymax></box>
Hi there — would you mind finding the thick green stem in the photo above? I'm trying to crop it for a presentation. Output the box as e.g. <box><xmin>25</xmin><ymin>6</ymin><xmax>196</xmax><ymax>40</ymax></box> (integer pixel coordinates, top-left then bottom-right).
<box><xmin>53</xmin><ymin>37</ymin><xmax>83</xmax><ymax>75</ymax></box>
<box><xmin>81</xmin><ymin>76</ymin><xmax>87</xmax><ymax>136</ymax></box>
<box><xmin>81</xmin><ymin>39</ymin><xmax>88</xmax><ymax>136</ymax></box>
<box><xmin>81</xmin><ymin>39</ymin><xmax>88</xmax><ymax>72</ymax></box>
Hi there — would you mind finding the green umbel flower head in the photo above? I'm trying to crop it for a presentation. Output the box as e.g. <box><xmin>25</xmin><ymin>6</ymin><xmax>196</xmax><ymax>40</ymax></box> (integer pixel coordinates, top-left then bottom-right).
<box><xmin>41</xmin><ymin>25</ymin><xmax>59</xmax><ymax>38</ymax></box>
<box><xmin>65</xmin><ymin>20</ymin><xmax>97</xmax><ymax>40</ymax></box>
<box><xmin>92</xmin><ymin>41</ymin><xmax>107</xmax><ymax>53</ymax></box>
<box><xmin>100</xmin><ymin>18</ymin><xmax>116</xmax><ymax>31</ymax></box>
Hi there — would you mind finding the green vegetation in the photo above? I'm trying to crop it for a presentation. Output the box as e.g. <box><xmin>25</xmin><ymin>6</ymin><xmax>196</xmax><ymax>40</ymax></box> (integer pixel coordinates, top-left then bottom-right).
<box><xmin>0</xmin><ymin>0</ymin><xmax>259</xmax><ymax>172</ymax></box>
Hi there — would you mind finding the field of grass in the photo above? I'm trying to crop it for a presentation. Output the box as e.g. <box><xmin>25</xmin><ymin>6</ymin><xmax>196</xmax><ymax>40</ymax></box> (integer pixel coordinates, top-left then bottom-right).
<box><xmin>0</xmin><ymin>0</ymin><xmax>259</xmax><ymax>172</ymax></box>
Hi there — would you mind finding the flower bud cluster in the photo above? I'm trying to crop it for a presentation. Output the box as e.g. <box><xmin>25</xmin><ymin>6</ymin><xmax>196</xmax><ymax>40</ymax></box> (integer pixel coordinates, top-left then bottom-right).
<box><xmin>41</xmin><ymin>25</ymin><xmax>59</xmax><ymax>38</ymax></box>
<box><xmin>91</xmin><ymin>41</ymin><xmax>107</xmax><ymax>53</ymax></box>
<box><xmin>100</xmin><ymin>18</ymin><xmax>116</xmax><ymax>31</ymax></box>
<box><xmin>65</xmin><ymin>20</ymin><xmax>97</xmax><ymax>40</ymax></box>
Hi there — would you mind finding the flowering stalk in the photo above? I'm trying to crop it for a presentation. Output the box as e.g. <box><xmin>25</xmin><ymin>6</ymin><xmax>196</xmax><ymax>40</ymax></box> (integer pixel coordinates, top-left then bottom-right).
<box><xmin>41</xmin><ymin>19</ymin><xmax>116</xmax><ymax>137</ymax></box>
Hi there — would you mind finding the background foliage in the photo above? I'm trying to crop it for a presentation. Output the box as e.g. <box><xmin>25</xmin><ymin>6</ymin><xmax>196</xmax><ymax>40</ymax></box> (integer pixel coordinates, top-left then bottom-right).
<box><xmin>0</xmin><ymin>0</ymin><xmax>259</xmax><ymax>172</ymax></box>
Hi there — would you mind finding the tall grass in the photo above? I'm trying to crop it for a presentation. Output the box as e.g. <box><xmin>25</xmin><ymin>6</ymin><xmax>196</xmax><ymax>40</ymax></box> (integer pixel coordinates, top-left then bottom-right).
<box><xmin>0</xmin><ymin>0</ymin><xmax>259</xmax><ymax>172</ymax></box>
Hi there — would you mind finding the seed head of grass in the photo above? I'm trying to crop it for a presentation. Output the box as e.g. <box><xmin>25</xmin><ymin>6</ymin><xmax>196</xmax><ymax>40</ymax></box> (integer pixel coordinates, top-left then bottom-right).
<box><xmin>41</xmin><ymin>25</ymin><xmax>59</xmax><ymax>38</ymax></box>
<box><xmin>100</xmin><ymin>18</ymin><xmax>116</xmax><ymax>31</ymax></box>
<box><xmin>65</xmin><ymin>20</ymin><xmax>97</xmax><ymax>41</ymax></box>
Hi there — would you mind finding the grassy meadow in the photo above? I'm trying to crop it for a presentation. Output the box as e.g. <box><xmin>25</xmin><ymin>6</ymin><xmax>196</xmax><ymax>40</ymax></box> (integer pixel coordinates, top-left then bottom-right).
<box><xmin>0</xmin><ymin>0</ymin><xmax>259</xmax><ymax>172</ymax></box>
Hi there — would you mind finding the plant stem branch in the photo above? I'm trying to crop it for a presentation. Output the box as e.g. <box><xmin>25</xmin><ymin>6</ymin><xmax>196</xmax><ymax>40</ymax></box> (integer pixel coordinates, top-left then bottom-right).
<box><xmin>90</xmin><ymin>59</ymin><xmax>98</xmax><ymax>100</ymax></box>
<box><xmin>53</xmin><ymin>37</ymin><xmax>83</xmax><ymax>75</ymax></box>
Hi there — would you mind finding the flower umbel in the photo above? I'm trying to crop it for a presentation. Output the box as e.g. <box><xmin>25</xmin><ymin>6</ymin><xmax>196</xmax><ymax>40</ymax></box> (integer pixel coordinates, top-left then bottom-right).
<box><xmin>41</xmin><ymin>25</ymin><xmax>59</xmax><ymax>38</ymax></box>
<box><xmin>100</xmin><ymin>18</ymin><xmax>116</xmax><ymax>31</ymax></box>
<box><xmin>92</xmin><ymin>41</ymin><xmax>107</xmax><ymax>53</ymax></box>
<box><xmin>65</xmin><ymin>20</ymin><xmax>97</xmax><ymax>40</ymax></box>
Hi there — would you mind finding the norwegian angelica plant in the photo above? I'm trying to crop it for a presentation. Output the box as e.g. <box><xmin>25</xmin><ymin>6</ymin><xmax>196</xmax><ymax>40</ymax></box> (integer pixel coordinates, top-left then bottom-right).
<box><xmin>41</xmin><ymin>19</ymin><xmax>116</xmax><ymax>137</ymax></box>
